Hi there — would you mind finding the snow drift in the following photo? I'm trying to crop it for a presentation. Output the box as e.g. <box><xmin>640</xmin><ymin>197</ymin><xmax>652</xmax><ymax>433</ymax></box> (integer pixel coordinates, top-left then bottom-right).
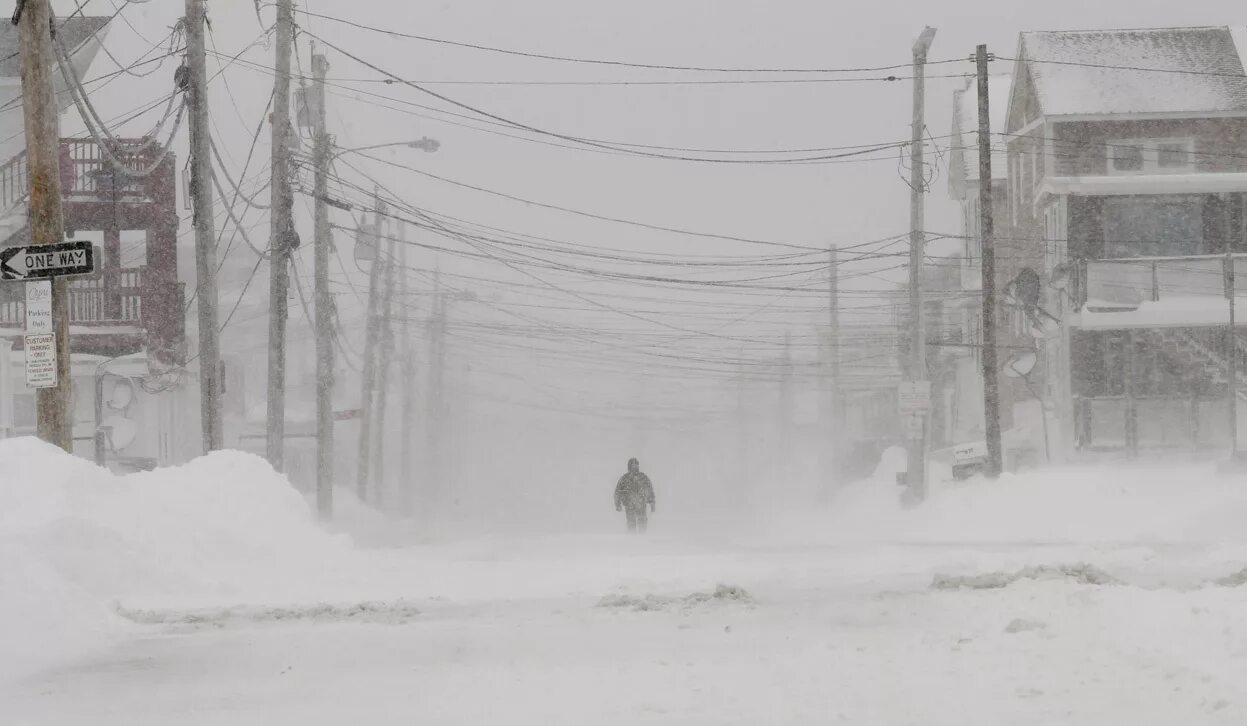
<box><xmin>0</xmin><ymin>437</ymin><xmax>347</xmax><ymax>681</ymax></box>
<box><xmin>746</xmin><ymin>445</ymin><xmax>1247</xmax><ymax>556</ymax></box>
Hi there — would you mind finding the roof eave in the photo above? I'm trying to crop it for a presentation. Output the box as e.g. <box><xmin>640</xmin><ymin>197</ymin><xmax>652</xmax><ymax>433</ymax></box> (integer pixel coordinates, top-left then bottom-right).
<box><xmin>1046</xmin><ymin>109</ymin><xmax>1247</xmax><ymax>122</ymax></box>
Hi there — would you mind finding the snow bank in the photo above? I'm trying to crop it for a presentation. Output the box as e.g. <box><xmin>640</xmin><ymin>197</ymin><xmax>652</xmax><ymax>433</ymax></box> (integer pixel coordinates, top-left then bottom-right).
<box><xmin>0</xmin><ymin>437</ymin><xmax>348</xmax><ymax>680</ymax></box>
<box><xmin>762</xmin><ymin>448</ymin><xmax>1247</xmax><ymax>548</ymax></box>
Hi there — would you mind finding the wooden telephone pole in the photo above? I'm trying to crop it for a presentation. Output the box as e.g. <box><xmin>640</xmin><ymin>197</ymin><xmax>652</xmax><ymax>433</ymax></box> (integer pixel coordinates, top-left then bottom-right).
<box><xmin>184</xmin><ymin>0</ymin><xmax>222</xmax><ymax>452</ymax></box>
<box><xmin>372</xmin><ymin>226</ymin><xmax>398</xmax><ymax>508</ymax></box>
<box><xmin>18</xmin><ymin>0</ymin><xmax>71</xmax><ymax>451</ymax></box>
<box><xmin>977</xmin><ymin>44</ymin><xmax>1004</xmax><ymax>477</ymax></box>
<box><xmin>905</xmin><ymin>26</ymin><xmax>937</xmax><ymax>501</ymax></box>
<box><xmin>827</xmin><ymin>245</ymin><xmax>842</xmax><ymax>486</ymax></box>
<box><xmin>266</xmin><ymin>0</ymin><xmax>295</xmax><ymax>470</ymax></box>
<box><xmin>311</xmin><ymin>51</ymin><xmax>333</xmax><ymax>518</ymax></box>
<box><xmin>398</xmin><ymin>228</ymin><xmax>417</xmax><ymax>516</ymax></box>
<box><xmin>356</xmin><ymin>192</ymin><xmax>385</xmax><ymax>502</ymax></box>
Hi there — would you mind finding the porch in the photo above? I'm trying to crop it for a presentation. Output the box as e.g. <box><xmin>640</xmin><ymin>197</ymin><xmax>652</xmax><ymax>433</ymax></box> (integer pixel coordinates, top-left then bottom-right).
<box><xmin>1070</xmin><ymin>254</ymin><xmax>1247</xmax><ymax>329</ymax></box>
<box><xmin>0</xmin><ymin>136</ymin><xmax>182</xmax><ymax>362</ymax></box>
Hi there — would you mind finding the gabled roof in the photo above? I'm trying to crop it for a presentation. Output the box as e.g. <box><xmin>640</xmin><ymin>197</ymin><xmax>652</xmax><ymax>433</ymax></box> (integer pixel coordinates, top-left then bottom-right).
<box><xmin>0</xmin><ymin>16</ymin><xmax>111</xmax><ymax>78</ymax></box>
<box><xmin>950</xmin><ymin>75</ymin><xmax>1010</xmax><ymax>188</ymax></box>
<box><xmin>1017</xmin><ymin>26</ymin><xmax>1247</xmax><ymax>117</ymax></box>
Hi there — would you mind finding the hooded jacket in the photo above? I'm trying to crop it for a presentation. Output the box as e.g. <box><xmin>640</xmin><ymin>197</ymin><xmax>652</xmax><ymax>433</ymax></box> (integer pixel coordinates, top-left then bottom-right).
<box><xmin>614</xmin><ymin>458</ymin><xmax>655</xmax><ymax>511</ymax></box>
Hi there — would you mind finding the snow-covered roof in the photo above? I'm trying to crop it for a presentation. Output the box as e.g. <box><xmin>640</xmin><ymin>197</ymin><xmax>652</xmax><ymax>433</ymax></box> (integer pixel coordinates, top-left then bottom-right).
<box><xmin>1019</xmin><ymin>26</ymin><xmax>1247</xmax><ymax>117</ymax></box>
<box><xmin>0</xmin><ymin>16</ymin><xmax>110</xmax><ymax>78</ymax></box>
<box><xmin>950</xmin><ymin>75</ymin><xmax>1010</xmax><ymax>189</ymax></box>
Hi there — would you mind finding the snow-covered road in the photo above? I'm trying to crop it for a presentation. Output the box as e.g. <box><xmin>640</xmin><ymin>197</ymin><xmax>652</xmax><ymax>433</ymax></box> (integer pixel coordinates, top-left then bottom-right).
<box><xmin>5</xmin><ymin>439</ymin><xmax>1247</xmax><ymax>724</ymax></box>
<box><xmin>6</xmin><ymin>536</ymin><xmax>1247</xmax><ymax>725</ymax></box>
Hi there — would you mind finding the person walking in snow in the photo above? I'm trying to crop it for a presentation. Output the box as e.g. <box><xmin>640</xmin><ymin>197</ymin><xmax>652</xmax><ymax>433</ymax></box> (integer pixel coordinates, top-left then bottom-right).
<box><xmin>614</xmin><ymin>458</ymin><xmax>656</xmax><ymax>533</ymax></box>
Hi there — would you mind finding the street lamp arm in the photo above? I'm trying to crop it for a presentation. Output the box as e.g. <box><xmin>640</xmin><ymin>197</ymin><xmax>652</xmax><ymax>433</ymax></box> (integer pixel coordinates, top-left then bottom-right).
<box><xmin>332</xmin><ymin>136</ymin><xmax>440</xmax><ymax>160</ymax></box>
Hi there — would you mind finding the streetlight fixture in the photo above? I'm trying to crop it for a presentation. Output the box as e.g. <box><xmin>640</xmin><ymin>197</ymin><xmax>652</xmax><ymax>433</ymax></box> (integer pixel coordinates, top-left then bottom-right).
<box><xmin>333</xmin><ymin>136</ymin><xmax>440</xmax><ymax>161</ymax></box>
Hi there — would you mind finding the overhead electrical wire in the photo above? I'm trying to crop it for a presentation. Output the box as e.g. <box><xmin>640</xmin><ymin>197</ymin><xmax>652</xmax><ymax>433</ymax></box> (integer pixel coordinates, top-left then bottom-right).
<box><xmin>289</xmin><ymin>7</ymin><xmax>969</xmax><ymax>75</ymax></box>
<box><xmin>301</xmin><ymin>31</ymin><xmax>948</xmax><ymax>165</ymax></box>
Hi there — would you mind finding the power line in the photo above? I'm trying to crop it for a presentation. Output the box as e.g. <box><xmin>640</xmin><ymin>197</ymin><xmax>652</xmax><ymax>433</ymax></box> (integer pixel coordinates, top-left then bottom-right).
<box><xmin>302</xmin><ymin>31</ymin><xmax>950</xmax><ymax>165</ymax></box>
<box><xmin>291</xmin><ymin>7</ymin><xmax>969</xmax><ymax>75</ymax></box>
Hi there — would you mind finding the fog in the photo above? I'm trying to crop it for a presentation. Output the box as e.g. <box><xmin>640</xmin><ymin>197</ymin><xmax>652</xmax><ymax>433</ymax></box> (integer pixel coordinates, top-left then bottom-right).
<box><xmin>10</xmin><ymin>0</ymin><xmax>1239</xmax><ymax>537</ymax></box>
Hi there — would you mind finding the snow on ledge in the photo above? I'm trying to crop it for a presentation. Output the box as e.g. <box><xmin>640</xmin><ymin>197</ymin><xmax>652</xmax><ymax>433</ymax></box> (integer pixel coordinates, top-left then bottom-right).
<box><xmin>1043</xmin><ymin>173</ymin><xmax>1247</xmax><ymax>197</ymax></box>
<box><xmin>1072</xmin><ymin>294</ymin><xmax>1247</xmax><ymax>329</ymax></box>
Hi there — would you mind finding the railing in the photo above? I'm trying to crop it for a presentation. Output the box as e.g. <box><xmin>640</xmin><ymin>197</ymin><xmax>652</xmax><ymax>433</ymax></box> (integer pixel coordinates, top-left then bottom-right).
<box><xmin>0</xmin><ymin>151</ymin><xmax>28</xmax><ymax>215</ymax></box>
<box><xmin>0</xmin><ymin>267</ymin><xmax>143</xmax><ymax>326</ymax></box>
<box><xmin>1077</xmin><ymin>254</ymin><xmax>1247</xmax><ymax>311</ymax></box>
<box><xmin>1076</xmin><ymin>395</ymin><xmax>1231</xmax><ymax>453</ymax></box>
<box><xmin>59</xmin><ymin>138</ymin><xmax>163</xmax><ymax>200</ymax></box>
<box><xmin>0</xmin><ymin>137</ymin><xmax>165</xmax><ymax>216</ymax></box>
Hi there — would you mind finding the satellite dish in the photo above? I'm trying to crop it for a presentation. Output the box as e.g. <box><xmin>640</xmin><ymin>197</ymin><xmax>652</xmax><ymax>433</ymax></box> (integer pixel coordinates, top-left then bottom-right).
<box><xmin>1013</xmin><ymin>268</ymin><xmax>1043</xmax><ymax>308</ymax></box>
<box><xmin>1050</xmin><ymin>262</ymin><xmax>1074</xmax><ymax>290</ymax></box>
<box><xmin>106</xmin><ymin>377</ymin><xmax>134</xmax><ymax>409</ymax></box>
<box><xmin>1004</xmin><ymin>351</ymin><xmax>1038</xmax><ymax>379</ymax></box>
<box><xmin>101</xmin><ymin>415</ymin><xmax>137</xmax><ymax>451</ymax></box>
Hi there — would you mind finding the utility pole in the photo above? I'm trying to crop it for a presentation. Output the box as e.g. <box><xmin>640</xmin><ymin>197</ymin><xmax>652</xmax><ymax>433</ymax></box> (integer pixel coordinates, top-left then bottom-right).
<box><xmin>779</xmin><ymin>331</ymin><xmax>794</xmax><ymax>484</ymax></box>
<box><xmin>737</xmin><ymin>351</ymin><xmax>749</xmax><ymax>498</ymax></box>
<box><xmin>977</xmin><ymin>44</ymin><xmax>1004</xmax><ymax>477</ymax></box>
<box><xmin>18</xmin><ymin>0</ymin><xmax>70</xmax><ymax>451</ymax></box>
<box><xmin>828</xmin><ymin>246</ymin><xmax>842</xmax><ymax>485</ymax></box>
<box><xmin>398</xmin><ymin>224</ymin><xmax>417</xmax><ymax>517</ymax></box>
<box><xmin>356</xmin><ymin>192</ymin><xmax>385</xmax><ymax>502</ymax></box>
<box><xmin>1226</xmin><ymin>251</ymin><xmax>1238</xmax><ymax>458</ymax></box>
<box><xmin>373</xmin><ymin>228</ymin><xmax>398</xmax><ymax>509</ymax></box>
<box><xmin>906</xmin><ymin>26</ymin><xmax>937</xmax><ymax>500</ymax></box>
<box><xmin>426</xmin><ymin>269</ymin><xmax>446</xmax><ymax>508</ymax></box>
<box><xmin>184</xmin><ymin>0</ymin><xmax>221</xmax><ymax>452</ymax></box>
<box><xmin>311</xmin><ymin>51</ymin><xmax>333</xmax><ymax>518</ymax></box>
<box><xmin>266</xmin><ymin>0</ymin><xmax>295</xmax><ymax>470</ymax></box>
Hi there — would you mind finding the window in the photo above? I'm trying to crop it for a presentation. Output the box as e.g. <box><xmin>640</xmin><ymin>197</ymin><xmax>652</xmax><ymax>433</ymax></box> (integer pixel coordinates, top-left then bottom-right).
<box><xmin>1157</xmin><ymin>141</ymin><xmax>1192</xmax><ymax>169</ymax></box>
<box><xmin>13</xmin><ymin>393</ymin><xmax>34</xmax><ymax>430</ymax></box>
<box><xmin>964</xmin><ymin>197</ymin><xmax>979</xmax><ymax>265</ymax></box>
<box><xmin>1102</xmin><ymin>196</ymin><xmax>1205</xmax><ymax>258</ymax></box>
<box><xmin>1111</xmin><ymin>144</ymin><xmax>1145</xmax><ymax>172</ymax></box>
<box><xmin>1109</xmin><ymin>138</ymin><xmax>1195</xmax><ymax>174</ymax></box>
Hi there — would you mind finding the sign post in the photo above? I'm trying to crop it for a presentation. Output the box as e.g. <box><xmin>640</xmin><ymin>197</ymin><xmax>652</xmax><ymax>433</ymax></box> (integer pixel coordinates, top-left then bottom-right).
<box><xmin>897</xmin><ymin>380</ymin><xmax>932</xmax><ymax>500</ymax></box>
<box><xmin>23</xmin><ymin>332</ymin><xmax>56</xmax><ymax>388</ymax></box>
<box><xmin>1</xmin><ymin>241</ymin><xmax>95</xmax><ymax>397</ymax></box>
<box><xmin>0</xmin><ymin>240</ymin><xmax>94</xmax><ymax>281</ymax></box>
<box><xmin>24</xmin><ymin>279</ymin><xmax>52</xmax><ymax>334</ymax></box>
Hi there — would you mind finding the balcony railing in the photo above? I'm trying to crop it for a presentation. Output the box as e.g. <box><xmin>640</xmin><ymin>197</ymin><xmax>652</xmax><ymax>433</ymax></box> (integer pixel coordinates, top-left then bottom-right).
<box><xmin>0</xmin><ymin>138</ymin><xmax>167</xmax><ymax>217</ymax></box>
<box><xmin>60</xmin><ymin>138</ymin><xmax>166</xmax><ymax>200</ymax></box>
<box><xmin>0</xmin><ymin>267</ymin><xmax>143</xmax><ymax>327</ymax></box>
<box><xmin>1076</xmin><ymin>254</ymin><xmax>1247</xmax><ymax>312</ymax></box>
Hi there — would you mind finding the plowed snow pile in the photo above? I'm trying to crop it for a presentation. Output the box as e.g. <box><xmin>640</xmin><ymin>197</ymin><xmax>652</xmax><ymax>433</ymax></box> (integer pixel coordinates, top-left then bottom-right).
<box><xmin>783</xmin><ymin>446</ymin><xmax>1247</xmax><ymax>547</ymax></box>
<box><xmin>0</xmin><ymin>437</ymin><xmax>348</xmax><ymax>679</ymax></box>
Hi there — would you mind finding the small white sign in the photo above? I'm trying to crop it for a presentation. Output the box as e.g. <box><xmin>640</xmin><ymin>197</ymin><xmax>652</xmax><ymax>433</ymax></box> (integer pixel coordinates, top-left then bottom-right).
<box><xmin>903</xmin><ymin>413</ymin><xmax>925</xmax><ymax>439</ymax></box>
<box><xmin>897</xmin><ymin>381</ymin><xmax>932</xmax><ymax>413</ymax></box>
<box><xmin>953</xmin><ymin>441</ymin><xmax>988</xmax><ymax>462</ymax></box>
<box><xmin>24</xmin><ymin>333</ymin><xmax>57</xmax><ymax>388</ymax></box>
<box><xmin>25</xmin><ymin>280</ymin><xmax>52</xmax><ymax>334</ymax></box>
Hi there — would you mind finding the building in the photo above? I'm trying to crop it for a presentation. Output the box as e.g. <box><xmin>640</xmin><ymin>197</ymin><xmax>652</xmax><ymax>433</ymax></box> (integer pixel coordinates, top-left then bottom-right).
<box><xmin>998</xmin><ymin>26</ymin><xmax>1247</xmax><ymax>460</ymax></box>
<box><xmin>0</xmin><ymin>19</ymin><xmax>195</xmax><ymax>469</ymax></box>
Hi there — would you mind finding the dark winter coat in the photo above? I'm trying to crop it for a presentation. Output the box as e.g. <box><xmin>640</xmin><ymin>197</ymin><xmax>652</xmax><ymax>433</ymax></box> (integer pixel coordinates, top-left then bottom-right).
<box><xmin>615</xmin><ymin>462</ymin><xmax>655</xmax><ymax>512</ymax></box>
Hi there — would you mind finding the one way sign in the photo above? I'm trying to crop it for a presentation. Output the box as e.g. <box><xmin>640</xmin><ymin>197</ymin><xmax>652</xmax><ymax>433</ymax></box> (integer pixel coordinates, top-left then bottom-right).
<box><xmin>0</xmin><ymin>241</ymin><xmax>95</xmax><ymax>281</ymax></box>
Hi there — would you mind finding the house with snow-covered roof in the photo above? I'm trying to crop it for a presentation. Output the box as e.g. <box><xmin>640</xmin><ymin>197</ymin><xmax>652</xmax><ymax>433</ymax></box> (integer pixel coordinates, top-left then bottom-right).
<box><xmin>1001</xmin><ymin>25</ymin><xmax>1247</xmax><ymax>461</ymax></box>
